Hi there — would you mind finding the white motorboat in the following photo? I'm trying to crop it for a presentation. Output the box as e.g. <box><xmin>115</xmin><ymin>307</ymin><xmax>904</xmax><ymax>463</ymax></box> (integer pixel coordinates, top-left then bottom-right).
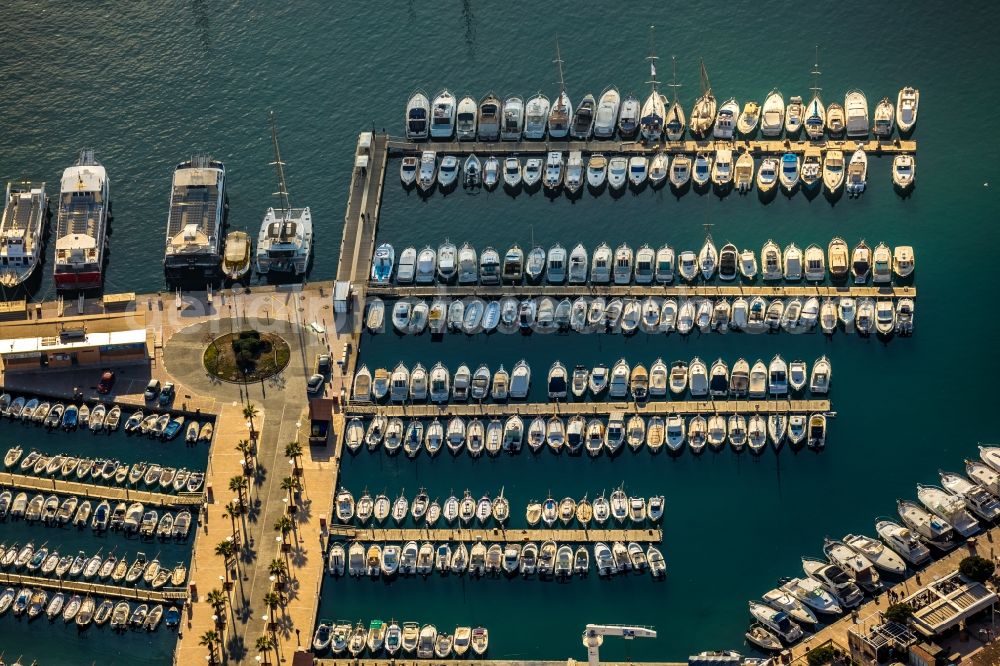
<box><xmin>711</xmin><ymin>148</ymin><xmax>732</xmax><ymax>186</ymax></box>
<box><xmin>736</xmin><ymin>100</ymin><xmax>760</xmax><ymax>136</ymax></box>
<box><xmin>845</xmin><ymin>148</ymin><xmax>868</xmax><ymax>197</ymax></box>
<box><xmin>940</xmin><ymin>470</ymin><xmax>1000</xmax><ymax>522</ymax></box>
<box><xmin>618</xmin><ymin>93</ymin><xmax>640</xmax><ymax>138</ymax></box>
<box><xmin>778</xmin><ymin>153</ymin><xmax>800</xmax><ymax>191</ymax></box>
<box><xmin>785</xmin><ymin>95</ymin><xmax>804</xmax><ymax>135</ymax></box>
<box><xmin>593</xmin><ymin>87</ymin><xmax>621</xmax><ymax>138</ymax></box>
<box><xmin>698</xmin><ymin>237</ymin><xmax>717</xmax><ymax>280</ymax></box>
<box><xmin>875</xmin><ymin>519</ymin><xmax>931</xmax><ymax>565</ymax></box>
<box><xmin>564</xmin><ymin>151</ymin><xmax>584</xmax><ymax>194</ymax></box>
<box><xmin>713</xmin><ymin>98</ymin><xmax>738</xmax><ymax>139</ymax></box>
<box><xmin>627</xmin><ymin>156</ymin><xmax>648</xmax><ymax>188</ymax></box>
<box><xmin>456</xmin><ymin>95</ymin><xmax>478</xmax><ymax>140</ymax></box>
<box><xmin>669</xmin><ymin>154</ymin><xmax>691</xmax><ymax>188</ymax></box>
<box><xmin>823</xmin><ymin>537</ymin><xmax>882</xmax><ymax>593</ymax></box>
<box><xmin>873</xmin><ymin>96</ymin><xmax>894</xmax><ymax>137</ymax></box>
<box><xmin>898</xmin><ymin>499</ymin><xmax>957</xmax><ymax>550</ymax></box>
<box><xmin>405</xmin><ymin>90</ymin><xmax>431</xmax><ymax>141</ymax></box>
<box><xmin>762</xmin><ymin>588</ymin><xmax>817</xmax><ymax>626</ymax></box>
<box><xmin>482</xmin><ymin>156</ymin><xmax>500</xmax><ymax>189</ymax></box>
<box><xmin>0</xmin><ymin>181</ymin><xmax>48</xmax><ymax>288</ymax></box>
<box><xmin>607</xmin><ymin>156</ymin><xmax>628</xmax><ymax>190</ymax></box>
<box><xmin>896</xmin><ymin>86</ymin><xmax>919</xmax><ymax>133</ymax></box>
<box><xmin>586</xmin><ymin>154</ymin><xmax>608</xmax><ymax>190</ymax></box>
<box><xmin>568</xmin><ymin>244</ymin><xmax>588</xmax><ymax>283</ymax></box>
<box><xmin>430</xmin><ymin>89</ymin><xmax>456</xmax><ymax>138</ymax></box>
<box><xmin>844</xmin><ymin>89</ymin><xmax>869</xmax><ymax>138</ymax></box>
<box><xmin>523</xmin><ymin>93</ymin><xmax>551</xmax><ymax>139</ymax></box>
<box><xmin>500</xmin><ymin>95</ymin><xmax>525</xmax><ymax>141</ymax></box>
<box><xmin>543</xmin><ymin>152</ymin><xmax>564</xmax><ymax>189</ymax></box>
<box><xmin>843</xmin><ymin>533</ymin><xmax>907</xmax><ymax>575</ymax></box>
<box><xmin>522</xmin><ymin>158</ymin><xmax>542</xmax><ymax>188</ymax></box>
<box><xmin>802</xmin><ymin>557</ymin><xmax>863</xmax><ymax>608</ymax></box>
<box><xmin>416</xmin><ymin>151</ymin><xmax>436</xmax><ymax>191</ymax></box>
<box><xmin>760</xmin><ymin>89</ymin><xmax>784</xmax><ymax>136</ymax></box>
<box><xmin>748</xmin><ymin>600</ymin><xmax>803</xmax><ymax>643</ymax></box>
<box><xmin>692</xmin><ymin>153</ymin><xmax>712</xmax><ymax>187</ymax></box>
<box><xmin>779</xmin><ymin>577</ymin><xmax>842</xmax><ymax>616</ymax></box>
<box><xmin>756</xmin><ymin>156</ymin><xmax>778</xmax><ymax>193</ymax></box>
<box><xmin>892</xmin><ymin>154</ymin><xmax>916</xmax><ymax>189</ymax></box>
<box><xmin>916</xmin><ymin>484</ymin><xmax>980</xmax><ymax>538</ymax></box>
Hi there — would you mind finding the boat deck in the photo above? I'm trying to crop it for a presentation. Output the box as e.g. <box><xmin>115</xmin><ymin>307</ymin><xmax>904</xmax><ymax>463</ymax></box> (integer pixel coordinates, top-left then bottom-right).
<box><xmin>387</xmin><ymin>136</ymin><xmax>917</xmax><ymax>157</ymax></box>
<box><xmin>0</xmin><ymin>570</ymin><xmax>186</xmax><ymax>602</ymax></box>
<box><xmin>316</xmin><ymin>661</ymin><xmax>687</xmax><ymax>666</ymax></box>
<box><xmin>0</xmin><ymin>182</ymin><xmax>46</xmax><ymax>257</ymax></box>
<box><xmin>0</xmin><ymin>471</ymin><xmax>203</xmax><ymax>508</ymax></box>
<box><xmin>346</xmin><ymin>399</ymin><xmax>830</xmax><ymax>418</ymax></box>
<box><xmin>369</xmin><ymin>284</ymin><xmax>916</xmax><ymax>299</ymax></box>
<box><xmin>328</xmin><ymin>526</ymin><xmax>662</xmax><ymax>543</ymax></box>
<box><xmin>164</xmin><ymin>158</ymin><xmax>225</xmax><ymax>263</ymax></box>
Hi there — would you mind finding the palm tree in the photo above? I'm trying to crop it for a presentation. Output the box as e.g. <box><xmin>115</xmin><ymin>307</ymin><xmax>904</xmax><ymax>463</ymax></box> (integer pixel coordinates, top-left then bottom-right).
<box><xmin>284</xmin><ymin>441</ymin><xmax>302</xmax><ymax>472</ymax></box>
<box><xmin>223</xmin><ymin>501</ymin><xmax>241</xmax><ymax>539</ymax></box>
<box><xmin>200</xmin><ymin>629</ymin><xmax>221</xmax><ymax>662</ymax></box>
<box><xmin>268</xmin><ymin>558</ymin><xmax>287</xmax><ymax>581</ymax></box>
<box><xmin>236</xmin><ymin>438</ymin><xmax>254</xmax><ymax>469</ymax></box>
<box><xmin>229</xmin><ymin>475</ymin><xmax>248</xmax><ymax>508</ymax></box>
<box><xmin>263</xmin><ymin>591</ymin><xmax>281</xmax><ymax>612</ymax></box>
<box><xmin>207</xmin><ymin>588</ymin><xmax>227</xmax><ymax>614</ymax></box>
<box><xmin>256</xmin><ymin>634</ymin><xmax>274</xmax><ymax>654</ymax></box>
<box><xmin>215</xmin><ymin>539</ymin><xmax>236</xmax><ymax>562</ymax></box>
<box><xmin>280</xmin><ymin>476</ymin><xmax>300</xmax><ymax>505</ymax></box>
<box><xmin>274</xmin><ymin>514</ymin><xmax>293</xmax><ymax>537</ymax></box>
<box><xmin>243</xmin><ymin>402</ymin><xmax>259</xmax><ymax>435</ymax></box>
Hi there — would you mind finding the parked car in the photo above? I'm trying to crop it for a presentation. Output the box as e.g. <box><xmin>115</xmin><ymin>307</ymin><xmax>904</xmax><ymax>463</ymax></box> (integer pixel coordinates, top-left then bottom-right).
<box><xmin>306</xmin><ymin>374</ymin><xmax>325</xmax><ymax>395</ymax></box>
<box><xmin>144</xmin><ymin>379</ymin><xmax>161</xmax><ymax>401</ymax></box>
<box><xmin>97</xmin><ymin>370</ymin><xmax>116</xmax><ymax>394</ymax></box>
<box><xmin>316</xmin><ymin>354</ymin><xmax>332</xmax><ymax>376</ymax></box>
<box><xmin>158</xmin><ymin>382</ymin><xmax>176</xmax><ymax>406</ymax></box>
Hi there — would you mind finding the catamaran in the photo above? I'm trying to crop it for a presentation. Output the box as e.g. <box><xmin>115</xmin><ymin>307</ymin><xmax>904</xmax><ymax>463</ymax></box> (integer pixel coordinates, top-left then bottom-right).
<box><xmin>256</xmin><ymin>113</ymin><xmax>312</xmax><ymax>276</ymax></box>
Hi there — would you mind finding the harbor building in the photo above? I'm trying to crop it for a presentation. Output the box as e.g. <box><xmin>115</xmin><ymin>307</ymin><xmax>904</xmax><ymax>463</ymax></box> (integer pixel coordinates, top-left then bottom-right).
<box><xmin>0</xmin><ymin>310</ymin><xmax>150</xmax><ymax>372</ymax></box>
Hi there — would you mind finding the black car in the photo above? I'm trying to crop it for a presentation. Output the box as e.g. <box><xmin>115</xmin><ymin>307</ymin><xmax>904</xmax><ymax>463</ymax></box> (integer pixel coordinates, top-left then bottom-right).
<box><xmin>316</xmin><ymin>354</ymin><xmax>332</xmax><ymax>376</ymax></box>
<box><xmin>144</xmin><ymin>379</ymin><xmax>161</xmax><ymax>401</ymax></box>
<box><xmin>306</xmin><ymin>374</ymin><xmax>324</xmax><ymax>395</ymax></box>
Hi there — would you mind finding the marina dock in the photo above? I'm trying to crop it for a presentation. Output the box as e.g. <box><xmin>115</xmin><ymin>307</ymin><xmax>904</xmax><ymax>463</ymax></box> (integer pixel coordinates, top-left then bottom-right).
<box><xmin>327</xmin><ymin>527</ymin><xmax>662</xmax><ymax>543</ymax></box>
<box><xmin>346</xmin><ymin>399</ymin><xmax>831</xmax><ymax>418</ymax></box>
<box><xmin>0</xmin><ymin>471</ymin><xmax>203</xmax><ymax>508</ymax></box>
<box><xmin>387</xmin><ymin>137</ymin><xmax>917</xmax><ymax>157</ymax></box>
<box><xmin>317</xmin><ymin>661</ymin><xmax>687</xmax><ymax>666</ymax></box>
<box><xmin>0</xmin><ymin>570</ymin><xmax>187</xmax><ymax>602</ymax></box>
<box><xmin>370</xmin><ymin>284</ymin><xmax>917</xmax><ymax>299</ymax></box>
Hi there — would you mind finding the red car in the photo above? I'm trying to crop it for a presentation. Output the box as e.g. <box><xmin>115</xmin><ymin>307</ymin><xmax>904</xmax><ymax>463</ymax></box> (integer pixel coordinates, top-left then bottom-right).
<box><xmin>97</xmin><ymin>370</ymin><xmax>116</xmax><ymax>394</ymax></box>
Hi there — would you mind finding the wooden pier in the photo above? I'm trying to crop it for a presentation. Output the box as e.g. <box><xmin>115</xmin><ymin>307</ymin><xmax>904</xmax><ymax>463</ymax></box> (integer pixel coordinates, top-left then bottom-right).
<box><xmin>327</xmin><ymin>527</ymin><xmax>662</xmax><ymax>544</ymax></box>
<box><xmin>0</xmin><ymin>471</ymin><xmax>203</xmax><ymax>508</ymax></box>
<box><xmin>369</xmin><ymin>284</ymin><xmax>916</xmax><ymax>299</ymax></box>
<box><xmin>0</xmin><ymin>570</ymin><xmax>187</xmax><ymax>602</ymax></box>
<box><xmin>387</xmin><ymin>136</ymin><xmax>916</xmax><ymax>157</ymax></box>
<box><xmin>346</xmin><ymin>399</ymin><xmax>831</xmax><ymax>418</ymax></box>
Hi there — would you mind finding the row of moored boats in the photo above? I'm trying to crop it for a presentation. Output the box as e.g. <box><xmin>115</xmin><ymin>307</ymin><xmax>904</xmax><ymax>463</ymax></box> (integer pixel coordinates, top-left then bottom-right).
<box><xmin>0</xmin><ymin>585</ymin><xmax>180</xmax><ymax>632</ymax></box>
<box><xmin>328</xmin><ymin>539</ymin><xmax>665</xmax><ymax>580</ymax></box>
<box><xmin>402</xmin><ymin>146</ymin><xmax>912</xmax><ymax>196</ymax></box>
<box><xmin>371</xmin><ymin>238</ymin><xmax>914</xmax><ymax>286</ymax></box>
<box><xmin>313</xmin><ymin>619</ymin><xmax>487</xmax><ymax>658</ymax></box>
<box><xmin>378</xmin><ymin>294</ymin><xmax>912</xmax><ymax>338</ymax></box>
<box><xmin>743</xmin><ymin>445</ymin><xmax>1000</xmax><ymax>651</ymax></box>
<box><xmin>332</xmin><ymin>487</ymin><xmax>663</xmax><ymax>527</ymax></box>
<box><xmin>4</xmin><ymin>446</ymin><xmax>205</xmax><ymax>496</ymax></box>
<box><xmin>346</xmin><ymin>412</ymin><xmax>828</xmax><ymax>458</ymax></box>
<box><xmin>0</xmin><ymin>540</ymin><xmax>187</xmax><ymax>590</ymax></box>
<box><xmin>352</xmin><ymin>355</ymin><xmax>831</xmax><ymax>404</ymax></box>
<box><xmin>0</xmin><ymin>393</ymin><xmax>214</xmax><ymax>444</ymax></box>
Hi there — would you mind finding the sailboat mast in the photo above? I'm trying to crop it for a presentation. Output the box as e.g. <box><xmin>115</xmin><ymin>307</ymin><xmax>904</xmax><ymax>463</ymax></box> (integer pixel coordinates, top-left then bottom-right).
<box><xmin>645</xmin><ymin>25</ymin><xmax>659</xmax><ymax>91</ymax></box>
<box><xmin>269</xmin><ymin>111</ymin><xmax>291</xmax><ymax>218</ymax></box>
<box><xmin>669</xmin><ymin>55</ymin><xmax>681</xmax><ymax>103</ymax></box>
<box><xmin>810</xmin><ymin>45</ymin><xmax>822</xmax><ymax>99</ymax></box>
<box><xmin>554</xmin><ymin>38</ymin><xmax>566</xmax><ymax>98</ymax></box>
<box><xmin>699</xmin><ymin>59</ymin><xmax>711</xmax><ymax>96</ymax></box>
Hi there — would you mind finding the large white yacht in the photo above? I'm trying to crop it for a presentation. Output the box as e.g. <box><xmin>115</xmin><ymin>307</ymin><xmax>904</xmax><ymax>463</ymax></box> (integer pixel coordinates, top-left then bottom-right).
<box><xmin>0</xmin><ymin>181</ymin><xmax>48</xmax><ymax>287</ymax></box>
<box><xmin>255</xmin><ymin>114</ymin><xmax>312</xmax><ymax>276</ymax></box>
<box><xmin>163</xmin><ymin>156</ymin><xmax>227</xmax><ymax>282</ymax></box>
<box><xmin>54</xmin><ymin>149</ymin><xmax>109</xmax><ymax>291</ymax></box>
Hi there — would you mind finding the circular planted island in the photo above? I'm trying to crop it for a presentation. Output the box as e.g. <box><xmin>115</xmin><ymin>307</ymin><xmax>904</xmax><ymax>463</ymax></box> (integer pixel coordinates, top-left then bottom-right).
<box><xmin>203</xmin><ymin>329</ymin><xmax>291</xmax><ymax>383</ymax></box>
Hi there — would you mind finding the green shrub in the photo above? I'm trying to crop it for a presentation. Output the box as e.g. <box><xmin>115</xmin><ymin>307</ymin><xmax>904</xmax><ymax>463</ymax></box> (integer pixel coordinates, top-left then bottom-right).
<box><xmin>806</xmin><ymin>644</ymin><xmax>837</xmax><ymax>666</ymax></box>
<box><xmin>960</xmin><ymin>555</ymin><xmax>995</xmax><ymax>583</ymax></box>
<box><xmin>885</xmin><ymin>603</ymin><xmax>914</xmax><ymax>624</ymax></box>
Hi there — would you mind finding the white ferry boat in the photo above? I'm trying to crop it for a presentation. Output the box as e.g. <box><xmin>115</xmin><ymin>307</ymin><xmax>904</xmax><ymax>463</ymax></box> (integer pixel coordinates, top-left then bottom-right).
<box><xmin>163</xmin><ymin>156</ymin><xmax>227</xmax><ymax>281</ymax></box>
<box><xmin>54</xmin><ymin>149</ymin><xmax>109</xmax><ymax>291</ymax></box>
<box><xmin>0</xmin><ymin>181</ymin><xmax>48</xmax><ymax>287</ymax></box>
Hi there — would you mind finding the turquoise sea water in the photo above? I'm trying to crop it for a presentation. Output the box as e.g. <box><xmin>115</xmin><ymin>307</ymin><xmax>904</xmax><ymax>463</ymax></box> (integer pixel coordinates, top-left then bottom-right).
<box><xmin>3</xmin><ymin>0</ymin><xmax>1000</xmax><ymax>662</ymax></box>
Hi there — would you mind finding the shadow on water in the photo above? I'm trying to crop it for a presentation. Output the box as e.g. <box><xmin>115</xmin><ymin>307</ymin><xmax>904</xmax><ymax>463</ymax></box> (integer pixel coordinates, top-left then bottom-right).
<box><xmin>461</xmin><ymin>0</ymin><xmax>477</xmax><ymax>60</ymax></box>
